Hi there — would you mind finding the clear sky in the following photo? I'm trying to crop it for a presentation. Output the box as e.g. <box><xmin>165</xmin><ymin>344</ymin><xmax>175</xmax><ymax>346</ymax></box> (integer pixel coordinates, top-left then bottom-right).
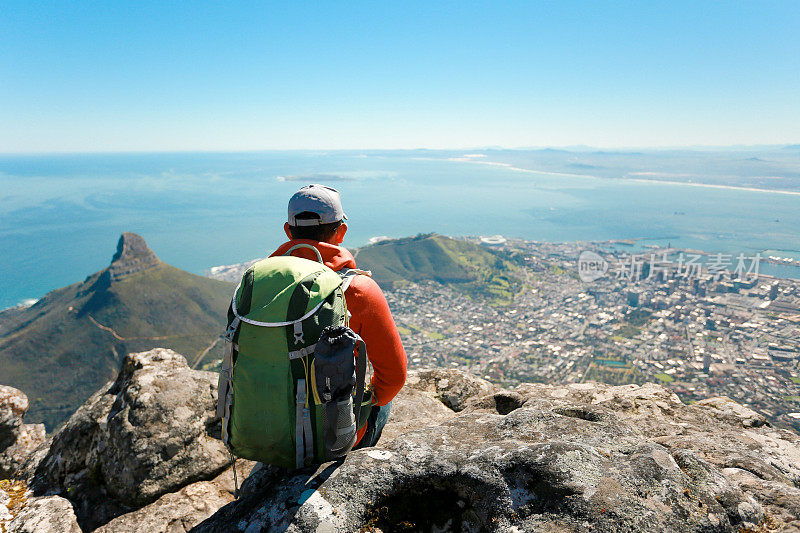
<box><xmin>1</xmin><ymin>1</ymin><xmax>799</xmax><ymax>152</ymax></box>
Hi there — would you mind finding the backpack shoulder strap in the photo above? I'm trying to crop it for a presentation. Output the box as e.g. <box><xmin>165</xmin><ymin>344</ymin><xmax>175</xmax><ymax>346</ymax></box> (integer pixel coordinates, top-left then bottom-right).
<box><xmin>336</xmin><ymin>267</ymin><xmax>372</xmax><ymax>292</ymax></box>
<box><xmin>282</xmin><ymin>243</ymin><xmax>324</xmax><ymax>263</ymax></box>
<box><xmin>353</xmin><ymin>336</ymin><xmax>369</xmax><ymax>422</ymax></box>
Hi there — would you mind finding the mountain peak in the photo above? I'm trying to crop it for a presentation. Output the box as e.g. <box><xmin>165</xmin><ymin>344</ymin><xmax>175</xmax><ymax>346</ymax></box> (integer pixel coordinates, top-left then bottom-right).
<box><xmin>108</xmin><ymin>232</ymin><xmax>160</xmax><ymax>280</ymax></box>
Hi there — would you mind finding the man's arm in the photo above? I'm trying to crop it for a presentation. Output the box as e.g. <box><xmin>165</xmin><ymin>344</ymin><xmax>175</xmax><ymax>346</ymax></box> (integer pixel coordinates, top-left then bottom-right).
<box><xmin>346</xmin><ymin>276</ymin><xmax>407</xmax><ymax>406</ymax></box>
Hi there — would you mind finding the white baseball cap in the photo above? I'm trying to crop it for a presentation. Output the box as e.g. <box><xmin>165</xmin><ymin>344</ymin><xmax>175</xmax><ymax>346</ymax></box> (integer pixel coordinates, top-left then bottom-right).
<box><xmin>288</xmin><ymin>184</ymin><xmax>348</xmax><ymax>226</ymax></box>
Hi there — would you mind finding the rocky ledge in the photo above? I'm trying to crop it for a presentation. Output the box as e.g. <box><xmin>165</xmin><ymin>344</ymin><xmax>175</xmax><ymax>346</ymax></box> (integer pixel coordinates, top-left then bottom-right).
<box><xmin>2</xmin><ymin>350</ymin><xmax>799</xmax><ymax>532</ymax></box>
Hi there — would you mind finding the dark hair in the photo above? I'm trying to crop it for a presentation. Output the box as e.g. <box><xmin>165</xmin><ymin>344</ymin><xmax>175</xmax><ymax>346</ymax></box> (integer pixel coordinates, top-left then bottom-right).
<box><xmin>288</xmin><ymin>211</ymin><xmax>343</xmax><ymax>242</ymax></box>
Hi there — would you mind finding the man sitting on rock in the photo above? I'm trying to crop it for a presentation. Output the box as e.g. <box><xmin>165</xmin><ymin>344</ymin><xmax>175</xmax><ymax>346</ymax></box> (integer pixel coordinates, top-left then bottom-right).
<box><xmin>270</xmin><ymin>184</ymin><xmax>407</xmax><ymax>448</ymax></box>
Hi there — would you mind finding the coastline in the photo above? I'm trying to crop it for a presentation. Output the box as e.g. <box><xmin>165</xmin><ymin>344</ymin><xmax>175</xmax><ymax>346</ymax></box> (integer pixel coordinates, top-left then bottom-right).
<box><xmin>622</xmin><ymin>177</ymin><xmax>800</xmax><ymax>196</ymax></box>
<box><xmin>442</xmin><ymin>155</ymin><xmax>800</xmax><ymax>197</ymax></box>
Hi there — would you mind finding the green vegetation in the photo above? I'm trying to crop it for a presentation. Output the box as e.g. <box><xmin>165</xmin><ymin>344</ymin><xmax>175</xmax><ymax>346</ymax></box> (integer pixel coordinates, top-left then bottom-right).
<box><xmin>654</xmin><ymin>373</ymin><xmax>675</xmax><ymax>383</ymax></box>
<box><xmin>617</xmin><ymin>324</ymin><xmax>641</xmax><ymax>338</ymax></box>
<box><xmin>0</xmin><ymin>243</ymin><xmax>232</xmax><ymax>430</ymax></box>
<box><xmin>583</xmin><ymin>360</ymin><xmax>644</xmax><ymax>386</ymax></box>
<box><xmin>355</xmin><ymin>234</ymin><xmax>520</xmax><ymax>304</ymax></box>
<box><xmin>547</xmin><ymin>264</ymin><xmax>580</xmax><ymax>280</ymax></box>
<box><xmin>790</xmin><ymin>376</ymin><xmax>800</xmax><ymax>385</ymax></box>
<box><xmin>397</xmin><ymin>322</ymin><xmax>444</xmax><ymax>341</ymax></box>
<box><xmin>612</xmin><ymin>308</ymin><xmax>651</xmax><ymax>339</ymax></box>
<box><xmin>626</xmin><ymin>309</ymin><xmax>652</xmax><ymax>327</ymax></box>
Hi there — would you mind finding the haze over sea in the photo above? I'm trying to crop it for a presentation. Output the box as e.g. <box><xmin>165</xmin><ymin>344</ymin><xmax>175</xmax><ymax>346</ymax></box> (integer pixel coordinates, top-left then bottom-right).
<box><xmin>2</xmin><ymin>151</ymin><xmax>799</xmax><ymax>310</ymax></box>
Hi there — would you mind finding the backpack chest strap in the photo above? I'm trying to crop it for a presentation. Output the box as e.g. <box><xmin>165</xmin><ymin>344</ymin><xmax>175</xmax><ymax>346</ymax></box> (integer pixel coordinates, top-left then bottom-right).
<box><xmin>293</xmin><ymin>321</ymin><xmax>304</xmax><ymax>344</ymax></box>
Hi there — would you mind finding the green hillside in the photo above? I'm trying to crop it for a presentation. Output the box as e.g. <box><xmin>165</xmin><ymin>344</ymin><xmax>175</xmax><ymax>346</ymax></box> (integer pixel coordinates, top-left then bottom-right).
<box><xmin>0</xmin><ymin>233</ymin><xmax>233</xmax><ymax>430</ymax></box>
<box><xmin>354</xmin><ymin>234</ymin><xmax>519</xmax><ymax>303</ymax></box>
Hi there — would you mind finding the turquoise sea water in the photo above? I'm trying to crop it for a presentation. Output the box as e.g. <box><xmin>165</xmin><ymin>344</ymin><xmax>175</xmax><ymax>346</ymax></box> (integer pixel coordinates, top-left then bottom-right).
<box><xmin>1</xmin><ymin>151</ymin><xmax>799</xmax><ymax>309</ymax></box>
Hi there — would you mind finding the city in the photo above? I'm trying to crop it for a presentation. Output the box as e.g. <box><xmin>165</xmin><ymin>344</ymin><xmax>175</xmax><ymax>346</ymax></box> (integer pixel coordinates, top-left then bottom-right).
<box><xmin>385</xmin><ymin>238</ymin><xmax>800</xmax><ymax>433</ymax></box>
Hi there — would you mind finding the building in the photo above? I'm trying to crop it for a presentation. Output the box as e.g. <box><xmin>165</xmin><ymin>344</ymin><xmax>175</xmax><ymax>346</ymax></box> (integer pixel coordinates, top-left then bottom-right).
<box><xmin>626</xmin><ymin>290</ymin><xmax>640</xmax><ymax>308</ymax></box>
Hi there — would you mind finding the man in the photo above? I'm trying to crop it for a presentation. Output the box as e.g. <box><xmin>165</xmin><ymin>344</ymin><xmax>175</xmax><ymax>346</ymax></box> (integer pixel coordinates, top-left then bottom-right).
<box><xmin>270</xmin><ymin>184</ymin><xmax>406</xmax><ymax>448</ymax></box>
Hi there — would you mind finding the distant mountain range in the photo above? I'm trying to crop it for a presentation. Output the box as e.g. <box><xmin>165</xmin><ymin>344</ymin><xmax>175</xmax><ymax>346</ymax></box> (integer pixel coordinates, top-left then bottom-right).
<box><xmin>0</xmin><ymin>233</ymin><xmax>233</xmax><ymax>430</ymax></box>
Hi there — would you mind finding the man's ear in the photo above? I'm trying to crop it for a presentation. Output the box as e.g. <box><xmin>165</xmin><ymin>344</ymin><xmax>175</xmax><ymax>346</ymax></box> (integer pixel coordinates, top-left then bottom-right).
<box><xmin>331</xmin><ymin>223</ymin><xmax>348</xmax><ymax>244</ymax></box>
<box><xmin>284</xmin><ymin>222</ymin><xmax>293</xmax><ymax>240</ymax></box>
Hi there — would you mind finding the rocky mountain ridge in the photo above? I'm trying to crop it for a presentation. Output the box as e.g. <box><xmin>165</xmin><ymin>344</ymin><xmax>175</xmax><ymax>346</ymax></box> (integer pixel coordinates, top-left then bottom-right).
<box><xmin>1</xmin><ymin>349</ymin><xmax>799</xmax><ymax>532</ymax></box>
<box><xmin>0</xmin><ymin>234</ymin><xmax>233</xmax><ymax>430</ymax></box>
<box><xmin>107</xmin><ymin>232</ymin><xmax>161</xmax><ymax>281</ymax></box>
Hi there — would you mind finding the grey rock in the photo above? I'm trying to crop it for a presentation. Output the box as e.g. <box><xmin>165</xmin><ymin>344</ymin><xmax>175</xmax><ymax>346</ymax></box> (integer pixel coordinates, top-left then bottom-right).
<box><xmin>10</xmin><ymin>358</ymin><xmax>800</xmax><ymax>533</ymax></box>
<box><xmin>404</xmin><ymin>368</ymin><xmax>499</xmax><ymax>412</ymax></box>
<box><xmin>723</xmin><ymin>467</ymin><xmax>800</xmax><ymax>531</ymax></box>
<box><xmin>0</xmin><ymin>385</ymin><xmax>46</xmax><ymax>478</ymax></box>
<box><xmin>195</xmin><ymin>375</ymin><xmax>799</xmax><ymax>532</ymax></box>
<box><xmin>93</xmin><ymin>460</ymin><xmax>256</xmax><ymax>533</ymax></box>
<box><xmin>29</xmin><ymin>349</ymin><xmax>231</xmax><ymax>530</ymax></box>
<box><xmin>92</xmin><ymin>480</ymin><xmax>230</xmax><ymax>533</ymax></box>
<box><xmin>379</xmin><ymin>385</ymin><xmax>456</xmax><ymax>444</ymax></box>
<box><xmin>5</xmin><ymin>495</ymin><xmax>81</xmax><ymax>533</ymax></box>
<box><xmin>0</xmin><ymin>385</ymin><xmax>26</xmax><ymax>447</ymax></box>
<box><xmin>693</xmin><ymin>396</ymin><xmax>769</xmax><ymax>428</ymax></box>
<box><xmin>1</xmin><ymin>425</ymin><xmax>46</xmax><ymax>480</ymax></box>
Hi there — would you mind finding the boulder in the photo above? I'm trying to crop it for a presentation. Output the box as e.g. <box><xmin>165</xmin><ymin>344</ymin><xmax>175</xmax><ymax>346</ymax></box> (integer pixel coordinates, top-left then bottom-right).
<box><xmin>195</xmin><ymin>376</ymin><xmax>800</xmax><ymax>532</ymax></box>
<box><xmin>5</xmin><ymin>495</ymin><xmax>81</xmax><ymax>533</ymax></box>
<box><xmin>404</xmin><ymin>368</ymin><xmax>499</xmax><ymax>412</ymax></box>
<box><xmin>723</xmin><ymin>467</ymin><xmax>800</xmax><ymax>531</ymax></box>
<box><xmin>0</xmin><ymin>385</ymin><xmax>46</xmax><ymax>478</ymax></box>
<box><xmin>93</xmin><ymin>460</ymin><xmax>256</xmax><ymax>533</ymax></box>
<box><xmin>693</xmin><ymin>396</ymin><xmax>769</xmax><ymax>428</ymax></box>
<box><xmin>0</xmin><ymin>385</ymin><xmax>27</xmax><ymax>447</ymax></box>
<box><xmin>379</xmin><ymin>385</ymin><xmax>456</xmax><ymax>444</ymax></box>
<box><xmin>28</xmin><ymin>349</ymin><xmax>231</xmax><ymax>530</ymax></box>
<box><xmin>0</xmin><ymin>425</ymin><xmax>47</xmax><ymax>481</ymax></box>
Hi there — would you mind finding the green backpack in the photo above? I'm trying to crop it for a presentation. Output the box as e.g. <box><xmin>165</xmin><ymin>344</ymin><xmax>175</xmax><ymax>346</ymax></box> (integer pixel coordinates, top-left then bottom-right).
<box><xmin>216</xmin><ymin>244</ymin><xmax>371</xmax><ymax>469</ymax></box>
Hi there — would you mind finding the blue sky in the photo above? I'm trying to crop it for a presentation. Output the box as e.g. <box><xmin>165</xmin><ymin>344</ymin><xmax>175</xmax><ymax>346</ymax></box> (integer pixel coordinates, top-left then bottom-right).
<box><xmin>1</xmin><ymin>1</ymin><xmax>798</xmax><ymax>152</ymax></box>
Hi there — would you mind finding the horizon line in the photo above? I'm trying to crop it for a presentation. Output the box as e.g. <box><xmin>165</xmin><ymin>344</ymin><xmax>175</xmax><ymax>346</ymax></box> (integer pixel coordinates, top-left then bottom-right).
<box><xmin>2</xmin><ymin>143</ymin><xmax>800</xmax><ymax>156</ymax></box>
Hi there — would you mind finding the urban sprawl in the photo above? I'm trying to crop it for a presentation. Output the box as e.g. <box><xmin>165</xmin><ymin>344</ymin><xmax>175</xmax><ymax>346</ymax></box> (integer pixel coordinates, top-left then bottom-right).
<box><xmin>387</xmin><ymin>238</ymin><xmax>800</xmax><ymax>433</ymax></box>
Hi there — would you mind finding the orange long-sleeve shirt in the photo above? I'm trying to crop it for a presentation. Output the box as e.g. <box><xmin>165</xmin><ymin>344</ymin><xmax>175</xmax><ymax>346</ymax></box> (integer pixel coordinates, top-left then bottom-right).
<box><xmin>270</xmin><ymin>240</ymin><xmax>407</xmax><ymax>411</ymax></box>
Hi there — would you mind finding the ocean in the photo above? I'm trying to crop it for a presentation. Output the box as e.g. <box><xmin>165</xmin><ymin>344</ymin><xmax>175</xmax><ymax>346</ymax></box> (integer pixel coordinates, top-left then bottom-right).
<box><xmin>2</xmin><ymin>151</ymin><xmax>799</xmax><ymax>309</ymax></box>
